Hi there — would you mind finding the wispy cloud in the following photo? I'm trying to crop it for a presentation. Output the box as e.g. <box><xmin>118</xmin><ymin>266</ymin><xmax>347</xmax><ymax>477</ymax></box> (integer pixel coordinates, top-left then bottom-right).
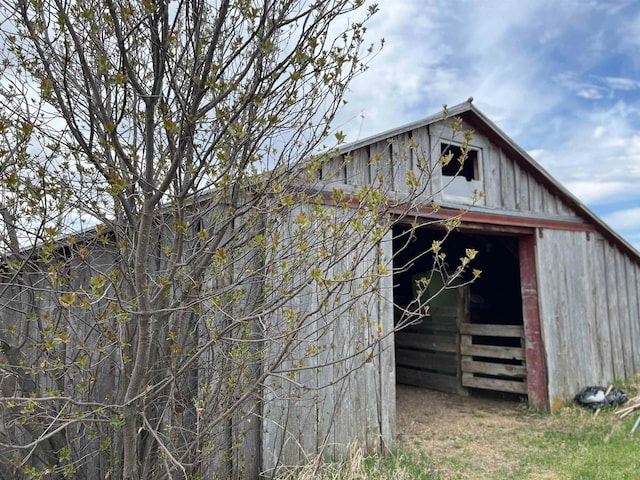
<box><xmin>556</xmin><ymin>73</ymin><xmax>640</xmax><ymax>101</ymax></box>
<box><xmin>577</xmin><ymin>88</ymin><xmax>605</xmax><ymax>100</ymax></box>
<box><xmin>605</xmin><ymin>77</ymin><xmax>640</xmax><ymax>91</ymax></box>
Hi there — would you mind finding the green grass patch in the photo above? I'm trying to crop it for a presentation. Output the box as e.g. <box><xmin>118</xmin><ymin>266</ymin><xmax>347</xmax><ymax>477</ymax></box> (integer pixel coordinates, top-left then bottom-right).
<box><xmin>284</xmin><ymin>409</ymin><xmax>640</xmax><ymax>479</ymax></box>
<box><xmin>521</xmin><ymin>407</ymin><xmax>640</xmax><ymax>479</ymax></box>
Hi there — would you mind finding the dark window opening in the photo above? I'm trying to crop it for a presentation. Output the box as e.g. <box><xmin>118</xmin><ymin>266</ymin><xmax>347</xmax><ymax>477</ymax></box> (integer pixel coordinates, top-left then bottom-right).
<box><xmin>441</xmin><ymin>143</ymin><xmax>478</xmax><ymax>182</ymax></box>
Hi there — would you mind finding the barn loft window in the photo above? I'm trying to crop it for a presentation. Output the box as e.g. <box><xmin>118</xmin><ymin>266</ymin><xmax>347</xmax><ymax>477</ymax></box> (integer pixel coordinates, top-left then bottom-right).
<box><xmin>440</xmin><ymin>142</ymin><xmax>484</xmax><ymax>205</ymax></box>
<box><xmin>441</xmin><ymin>143</ymin><xmax>479</xmax><ymax>181</ymax></box>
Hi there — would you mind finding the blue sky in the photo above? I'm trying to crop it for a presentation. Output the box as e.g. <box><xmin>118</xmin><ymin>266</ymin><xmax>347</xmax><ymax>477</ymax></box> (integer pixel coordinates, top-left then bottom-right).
<box><xmin>335</xmin><ymin>0</ymin><xmax>640</xmax><ymax>250</ymax></box>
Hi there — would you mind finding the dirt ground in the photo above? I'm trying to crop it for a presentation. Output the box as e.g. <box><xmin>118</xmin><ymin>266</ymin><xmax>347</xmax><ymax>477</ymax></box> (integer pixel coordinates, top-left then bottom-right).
<box><xmin>395</xmin><ymin>384</ymin><xmax>559</xmax><ymax>479</ymax></box>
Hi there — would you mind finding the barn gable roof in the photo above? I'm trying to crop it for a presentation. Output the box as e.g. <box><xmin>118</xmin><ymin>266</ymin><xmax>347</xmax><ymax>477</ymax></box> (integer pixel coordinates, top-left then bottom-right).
<box><xmin>337</xmin><ymin>99</ymin><xmax>640</xmax><ymax>263</ymax></box>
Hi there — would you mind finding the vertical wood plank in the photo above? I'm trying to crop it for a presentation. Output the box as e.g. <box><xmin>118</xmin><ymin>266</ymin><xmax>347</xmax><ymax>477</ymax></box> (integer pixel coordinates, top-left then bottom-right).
<box><xmin>499</xmin><ymin>149</ymin><xmax>516</xmax><ymax>210</ymax></box>
<box><xmin>346</xmin><ymin>147</ymin><xmax>370</xmax><ymax>186</ymax></box>
<box><xmin>261</xmin><ymin>205</ymin><xmax>309</xmax><ymax>474</ymax></box>
<box><xmin>577</xmin><ymin>232</ymin><xmax>599</xmax><ymax>387</ymax></box>
<box><xmin>535</xmin><ymin>229</ymin><xmax>565</xmax><ymax>406</ymax></box>
<box><xmin>414</xmin><ymin>126</ymin><xmax>442</xmax><ymax>201</ymax></box>
<box><xmin>322</xmin><ymin>154</ymin><xmax>347</xmax><ymax>185</ymax></box>
<box><xmin>540</xmin><ymin>189</ymin><xmax>558</xmax><ymax>216</ymax></box>
<box><xmin>230</xmin><ymin>216</ymin><xmax>264</xmax><ymax>479</ymax></box>
<box><xmin>636</xmin><ymin>264</ymin><xmax>640</xmax><ymax>376</ymax></box>
<box><xmin>604</xmin><ymin>244</ymin><xmax>625</xmax><ymax>379</ymax></box>
<box><xmin>483</xmin><ymin>143</ymin><xmax>501</xmax><ymax>207</ymax></box>
<box><xmin>570</xmin><ymin>231</ymin><xmax>592</xmax><ymax>393</ymax></box>
<box><xmin>366</xmin><ymin>236</ymin><xmax>386</xmax><ymax>454</ymax></box>
<box><xmin>589</xmin><ymin>235</ymin><xmax>613</xmax><ymax>385</ymax></box>
<box><xmin>295</xmin><ymin>285</ymin><xmax>320</xmax><ymax>463</ymax></box>
<box><xmin>315</xmin><ymin>286</ymin><xmax>336</xmax><ymax>462</ymax></box>
<box><xmin>412</xmin><ymin>125</ymin><xmax>434</xmax><ymax>199</ymax></box>
<box><xmin>378</xmin><ymin>230</ymin><xmax>395</xmax><ymax>452</ymax></box>
<box><xmin>392</xmin><ymin>132</ymin><xmax>410</xmax><ymax>194</ymax></box>
<box><xmin>332</xmin><ymin>251</ymin><xmax>352</xmax><ymax>461</ymax></box>
<box><xmin>261</xmin><ymin>345</ymin><xmax>284</xmax><ymax>475</ymax></box>
<box><xmin>624</xmin><ymin>258</ymin><xmax>640</xmax><ymax>375</ymax></box>
<box><xmin>370</xmin><ymin>139</ymin><xmax>393</xmax><ymax>190</ymax></box>
<box><xmin>556</xmin><ymin>231</ymin><xmax>579</xmax><ymax>398</ymax></box>
<box><xmin>364</xmin><ymin>359</ymin><xmax>380</xmax><ymax>454</ymax></box>
<box><xmin>514</xmin><ymin>164</ymin><xmax>530</xmax><ymax>212</ymax></box>
<box><xmin>456</xmin><ymin>286</ymin><xmax>470</xmax><ymax>396</ymax></box>
<box><xmin>528</xmin><ymin>174</ymin><xmax>544</xmax><ymax>213</ymax></box>
<box><xmin>615</xmin><ymin>249</ymin><xmax>633</xmax><ymax>377</ymax></box>
<box><xmin>553</xmin><ymin>194</ymin><xmax>574</xmax><ymax>216</ymax></box>
<box><xmin>354</xmin><ymin>237</ymin><xmax>389</xmax><ymax>456</ymax></box>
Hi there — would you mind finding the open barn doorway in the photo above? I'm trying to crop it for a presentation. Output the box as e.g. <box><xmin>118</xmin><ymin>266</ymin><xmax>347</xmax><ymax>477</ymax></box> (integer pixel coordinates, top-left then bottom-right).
<box><xmin>392</xmin><ymin>225</ymin><xmax>529</xmax><ymax>399</ymax></box>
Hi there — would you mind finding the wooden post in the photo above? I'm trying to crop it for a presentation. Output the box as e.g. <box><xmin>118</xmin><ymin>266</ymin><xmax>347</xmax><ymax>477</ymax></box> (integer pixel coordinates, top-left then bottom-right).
<box><xmin>456</xmin><ymin>286</ymin><xmax>470</xmax><ymax>396</ymax></box>
<box><xmin>519</xmin><ymin>234</ymin><xmax>549</xmax><ymax>409</ymax></box>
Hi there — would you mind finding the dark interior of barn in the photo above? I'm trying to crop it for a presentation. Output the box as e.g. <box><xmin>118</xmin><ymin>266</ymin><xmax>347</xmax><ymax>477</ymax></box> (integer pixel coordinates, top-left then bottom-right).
<box><xmin>392</xmin><ymin>224</ymin><xmax>528</xmax><ymax>398</ymax></box>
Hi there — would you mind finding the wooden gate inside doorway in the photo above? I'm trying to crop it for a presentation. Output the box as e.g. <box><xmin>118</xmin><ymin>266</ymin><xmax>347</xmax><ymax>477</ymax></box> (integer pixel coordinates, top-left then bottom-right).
<box><xmin>393</xmin><ymin>229</ymin><xmax>533</xmax><ymax>398</ymax></box>
<box><xmin>395</xmin><ymin>284</ymin><xmax>528</xmax><ymax>396</ymax></box>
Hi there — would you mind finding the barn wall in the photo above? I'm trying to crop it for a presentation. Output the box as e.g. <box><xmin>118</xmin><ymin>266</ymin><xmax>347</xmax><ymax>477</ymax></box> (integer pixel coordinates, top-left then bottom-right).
<box><xmin>0</xmin><ymin>219</ymin><xmax>395</xmax><ymax>478</ymax></box>
<box><xmin>327</xmin><ymin>120</ymin><xmax>578</xmax><ymax>221</ymax></box>
<box><xmin>536</xmin><ymin>229</ymin><xmax>640</xmax><ymax>405</ymax></box>
<box><xmin>429</xmin><ymin>120</ymin><xmax>578</xmax><ymax>217</ymax></box>
<box><xmin>261</xmin><ymin>210</ymin><xmax>395</xmax><ymax>476</ymax></box>
<box><xmin>0</xmin><ymin>246</ymin><xmax>126</xmax><ymax>479</ymax></box>
<box><xmin>4</xmin><ymin>104</ymin><xmax>639</xmax><ymax>474</ymax></box>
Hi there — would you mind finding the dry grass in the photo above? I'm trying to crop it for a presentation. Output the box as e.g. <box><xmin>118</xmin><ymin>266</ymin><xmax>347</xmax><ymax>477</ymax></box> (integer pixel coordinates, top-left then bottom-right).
<box><xmin>396</xmin><ymin>385</ymin><xmax>556</xmax><ymax>479</ymax></box>
<box><xmin>283</xmin><ymin>383</ymin><xmax>640</xmax><ymax>479</ymax></box>
<box><xmin>276</xmin><ymin>443</ymin><xmax>435</xmax><ymax>480</ymax></box>
<box><xmin>396</xmin><ymin>383</ymin><xmax>640</xmax><ymax>479</ymax></box>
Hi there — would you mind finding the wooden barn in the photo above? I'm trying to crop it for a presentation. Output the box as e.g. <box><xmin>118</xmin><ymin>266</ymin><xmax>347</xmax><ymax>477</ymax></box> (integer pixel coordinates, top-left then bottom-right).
<box><xmin>324</xmin><ymin>98</ymin><xmax>640</xmax><ymax>415</ymax></box>
<box><xmin>2</xmin><ymin>98</ymin><xmax>640</xmax><ymax>478</ymax></box>
<box><xmin>262</xmin><ymin>99</ymin><xmax>640</xmax><ymax>472</ymax></box>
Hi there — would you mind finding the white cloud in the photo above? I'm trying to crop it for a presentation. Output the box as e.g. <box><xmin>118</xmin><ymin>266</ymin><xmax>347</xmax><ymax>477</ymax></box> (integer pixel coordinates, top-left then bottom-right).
<box><xmin>602</xmin><ymin>208</ymin><xmax>640</xmax><ymax>250</ymax></box>
<box><xmin>620</xmin><ymin>9</ymin><xmax>640</xmax><ymax>51</ymax></box>
<box><xmin>603</xmin><ymin>207</ymin><xmax>640</xmax><ymax>231</ymax></box>
<box><xmin>605</xmin><ymin>77</ymin><xmax>640</xmax><ymax>91</ymax></box>
<box><xmin>338</xmin><ymin>0</ymin><xmax>569</xmax><ymax>140</ymax></box>
<box><xmin>554</xmin><ymin>73</ymin><xmax>640</xmax><ymax>102</ymax></box>
<box><xmin>577</xmin><ymin>88</ymin><xmax>604</xmax><ymax>100</ymax></box>
<box><xmin>564</xmin><ymin>181</ymin><xmax>635</xmax><ymax>204</ymax></box>
<box><xmin>537</xmin><ymin>103</ymin><xmax>640</xmax><ymax>175</ymax></box>
<box><xmin>340</xmin><ymin>0</ymin><xmax>640</xmax><ymax>140</ymax></box>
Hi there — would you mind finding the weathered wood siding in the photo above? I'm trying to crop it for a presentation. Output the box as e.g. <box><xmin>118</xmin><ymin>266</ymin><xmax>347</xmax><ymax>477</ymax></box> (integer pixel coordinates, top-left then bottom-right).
<box><xmin>261</xmin><ymin>210</ymin><xmax>395</xmax><ymax>477</ymax></box>
<box><xmin>0</xmin><ymin>212</ymin><xmax>395</xmax><ymax>478</ymax></box>
<box><xmin>536</xmin><ymin>229</ymin><xmax>640</xmax><ymax>404</ymax></box>
<box><xmin>329</xmin><ymin>120</ymin><xmax>577</xmax><ymax>220</ymax></box>
<box><xmin>0</xmin><ymin>246</ymin><xmax>126</xmax><ymax>479</ymax></box>
<box><xmin>4</xmin><ymin>102</ymin><xmax>640</xmax><ymax>475</ymax></box>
